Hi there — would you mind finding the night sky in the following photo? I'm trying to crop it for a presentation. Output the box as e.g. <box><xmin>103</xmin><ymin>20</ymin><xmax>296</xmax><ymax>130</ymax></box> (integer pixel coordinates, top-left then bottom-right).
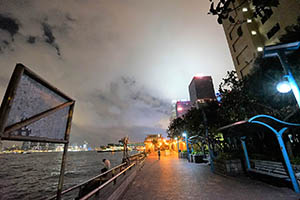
<box><xmin>0</xmin><ymin>0</ymin><xmax>233</xmax><ymax>147</ymax></box>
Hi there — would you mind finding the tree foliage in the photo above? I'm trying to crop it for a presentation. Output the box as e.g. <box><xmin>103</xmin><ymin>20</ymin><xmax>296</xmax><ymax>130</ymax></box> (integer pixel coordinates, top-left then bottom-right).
<box><xmin>208</xmin><ymin>0</ymin><xmax>279</xmax><ymax>24</ymax></box>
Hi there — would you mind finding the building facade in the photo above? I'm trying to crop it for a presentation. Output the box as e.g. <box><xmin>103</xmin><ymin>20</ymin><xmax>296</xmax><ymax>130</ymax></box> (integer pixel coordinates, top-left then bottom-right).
<box><xmin>222</xmin><ymin>0</ymin><xmax>300</xmax><ymax>78</ymax></box>
<box><xmin>175</xmin><ymin>100</ymin><xmax>192</xmax><ymax>118</ymax></box>
<box><xmin>188</xmin><ymin>76</ymin><xmax>216</xmax><ymax>106</ymax></box>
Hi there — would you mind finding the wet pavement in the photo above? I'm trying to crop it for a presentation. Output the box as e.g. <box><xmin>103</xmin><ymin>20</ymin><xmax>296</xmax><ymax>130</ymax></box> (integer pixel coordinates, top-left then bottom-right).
<box><xmin>121</xmin><ymin>153</ymin><xmax>300</xmax><ymax>200</ymax></box>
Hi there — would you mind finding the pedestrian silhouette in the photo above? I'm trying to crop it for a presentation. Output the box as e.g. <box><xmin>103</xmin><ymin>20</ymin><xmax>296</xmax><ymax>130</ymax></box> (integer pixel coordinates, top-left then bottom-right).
<box><xmin>158</xmin><ymin>149</ymin><xmax>161</xmax><ymax>160</ymax></box>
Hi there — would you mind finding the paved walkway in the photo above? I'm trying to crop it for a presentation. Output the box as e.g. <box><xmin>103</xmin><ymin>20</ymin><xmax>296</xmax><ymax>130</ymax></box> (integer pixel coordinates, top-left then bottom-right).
<box><xmin>121</xmin><ymin>154</ymin><xmax>300</xmax><ymax>200</ymax></box>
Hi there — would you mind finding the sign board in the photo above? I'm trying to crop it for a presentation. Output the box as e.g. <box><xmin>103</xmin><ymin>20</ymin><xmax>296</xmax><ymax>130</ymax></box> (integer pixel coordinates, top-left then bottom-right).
<box><xmin>0</xmin><ymin>63</ymin><xmax>75</xmax><ymax>143</ymax></box>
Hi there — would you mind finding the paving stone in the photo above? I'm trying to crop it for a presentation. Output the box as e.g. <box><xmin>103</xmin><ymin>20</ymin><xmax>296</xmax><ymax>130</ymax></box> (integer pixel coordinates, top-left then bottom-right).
<box><xmin>121</xmin><ymin>154</ymin><xmax>300</xmax><ymax>200</ymax></box>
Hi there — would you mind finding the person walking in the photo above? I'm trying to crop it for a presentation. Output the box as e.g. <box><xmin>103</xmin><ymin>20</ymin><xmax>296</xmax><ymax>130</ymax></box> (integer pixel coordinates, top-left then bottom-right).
<box><xmin>158</xmin><ymin>148</ymin><xmax>161</xmax><ymax>160</ymax></box>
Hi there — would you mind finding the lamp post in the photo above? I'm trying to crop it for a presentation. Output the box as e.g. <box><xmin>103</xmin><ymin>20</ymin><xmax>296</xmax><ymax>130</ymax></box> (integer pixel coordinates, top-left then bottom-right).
<box><xmin>201</xmin><ymin>109</ymin><xmax>214</xmax><ymax>172</ymax></box>
<box><xmin>264</xmin><ymin>41</ymin><xmax>300</xmax><ymax>107</ymax></box>
<box><xmin>175</xmin><ymin>137</ymin><xmax>180</xmax><ymax>154</ymax></box>
<box><xmin>182</xmin><ymin>132</ymin><xmax>190</xmax><ymax>161</ymax></box>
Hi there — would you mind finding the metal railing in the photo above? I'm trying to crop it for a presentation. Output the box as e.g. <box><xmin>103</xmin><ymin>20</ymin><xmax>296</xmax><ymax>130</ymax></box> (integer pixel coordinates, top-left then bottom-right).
<box><xmin>47</xmin><ymin>152</ymin><xmax>146</xmax><ymax>200</ymax></box>
<box><xmin>80</xmin><ymin>162</ymin><xmax>136</xmax><ymax>200</ymax></box>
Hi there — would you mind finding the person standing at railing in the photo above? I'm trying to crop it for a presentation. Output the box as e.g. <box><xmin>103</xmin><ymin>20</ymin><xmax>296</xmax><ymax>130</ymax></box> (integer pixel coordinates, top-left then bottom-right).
<box><xmin>101</xmin><ymin>159</ymin><xmax>111</xmax><ymax>173</ymax></box>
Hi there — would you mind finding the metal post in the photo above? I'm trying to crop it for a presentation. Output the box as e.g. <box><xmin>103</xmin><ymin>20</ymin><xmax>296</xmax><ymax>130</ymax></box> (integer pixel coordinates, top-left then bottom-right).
<box><xmin>56</xmin><ymin>103</ymin><xmax>74</xmax><ymax>199</ymax></box>
<box><xmin>278</xmin><ymin>128</ymin><xmax>300</xmax><ymax>193</ymax></box>
<box><xmin>190</xmin><ymin>141</ymin><xmax>194</xmax><ymax>153</ymax></box>
<box><xmin>177</xmin><ymin>140</ymin><xmax>179</xmax><ymax>153</ymax></box>
<box><xmin>240</xmin><ymin>136</ymin><xmax>250</xmax><ymax>170</ymax></box>
<box><xmin>202</xmin><ymin>109</ymin><xmax>214</xmax><ymax>172</ymax></box>
<box><xmin>56</xmin><ymin>143</ymin><xmax>69</xmax><ymax>199</ymax></box>
<box><xmin>250</xmin><ymin>117</ymin><xmax>300</xmax><ymax>193</ymax></box>
<box><xmin>185</xmin><ymin>136</ymin><xmax>190</xmax><ymax>161</ymax></box>
<box><xmin>277</xmin><ymin>51</ymin><xmax>300</xmax><ymax>108</ymax></box>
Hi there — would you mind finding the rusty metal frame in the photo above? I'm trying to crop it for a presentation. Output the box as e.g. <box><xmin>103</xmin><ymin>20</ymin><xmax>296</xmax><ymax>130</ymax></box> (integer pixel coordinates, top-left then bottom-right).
<box><xmin>0</xmin><ymin>63</ymin><xmax>75</xmax><ymax>144</ymax></box>
<box><xmin>0</xmin><ymin>63</ymin><xmax>76</xmax><ymax>200</ymax></box>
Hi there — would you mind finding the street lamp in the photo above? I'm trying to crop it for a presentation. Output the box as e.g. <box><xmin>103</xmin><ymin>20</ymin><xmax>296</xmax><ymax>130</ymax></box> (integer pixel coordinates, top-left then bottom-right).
<box><xmin>264</xmin><ymin>41</ymin><xmax>300</xmax><ymax>107</ymax></box>
<box><xmin>182</xmin><ymin>132</ymin><xmax>190</xmax><ymax>161</ymax></box>
<box><xmin>276</xmin><ymin>79</ymin><xmax>291</xmax><ymax>93</ymax></box>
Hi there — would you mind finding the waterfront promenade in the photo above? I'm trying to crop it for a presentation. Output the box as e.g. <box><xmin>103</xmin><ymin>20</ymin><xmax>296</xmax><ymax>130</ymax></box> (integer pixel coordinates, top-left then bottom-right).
<box><xmin>121</xmin><ymin>153</ymin><xmax>300</xmax><ymax>200</ymax></box>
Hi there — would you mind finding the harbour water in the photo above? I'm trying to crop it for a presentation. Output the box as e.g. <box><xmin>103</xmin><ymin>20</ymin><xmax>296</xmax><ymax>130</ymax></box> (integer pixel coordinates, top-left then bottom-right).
<box><xmin>0</xmin><ymin>151</ymin><xmax>131</xmax><ymax>200</ymax></box>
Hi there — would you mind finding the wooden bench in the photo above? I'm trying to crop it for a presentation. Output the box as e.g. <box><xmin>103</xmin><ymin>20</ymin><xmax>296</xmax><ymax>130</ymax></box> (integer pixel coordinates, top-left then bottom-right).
<box><xmin>249</xmin><ymin>159</ymin><xmax>300</xmax><ymax>181</ymax></box>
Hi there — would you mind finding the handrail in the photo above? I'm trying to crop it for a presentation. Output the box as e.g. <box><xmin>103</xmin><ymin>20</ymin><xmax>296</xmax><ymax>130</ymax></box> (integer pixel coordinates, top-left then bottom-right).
<box><xmin>47</xmin><ymin>152</ymin><xmax>145</xmax><ymax>200</ymax></box>
<box><xmin>47</xmin><ymin>163</ymin><xmax>127</xmax><ymax>200</ymax></box>
<box><xmin>80</xmin><ymin>163</ymin><xmax>136</xmax><ymax>200</ymax></box>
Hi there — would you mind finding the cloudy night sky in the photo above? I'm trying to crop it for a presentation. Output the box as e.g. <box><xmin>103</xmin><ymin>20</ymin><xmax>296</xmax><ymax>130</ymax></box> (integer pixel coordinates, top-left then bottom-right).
<box><xmin>0</xmin><ymin>0</ymin><xmax>234</xmax><ymax>147</ymax></box>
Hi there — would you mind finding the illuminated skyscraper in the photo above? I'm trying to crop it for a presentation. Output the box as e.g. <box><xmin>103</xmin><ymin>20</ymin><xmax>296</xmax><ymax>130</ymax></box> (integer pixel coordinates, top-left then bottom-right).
<box><xmin>188</xmin><ymin>75</ymin><xmax>216</xmax><ymax>106</ymax></box>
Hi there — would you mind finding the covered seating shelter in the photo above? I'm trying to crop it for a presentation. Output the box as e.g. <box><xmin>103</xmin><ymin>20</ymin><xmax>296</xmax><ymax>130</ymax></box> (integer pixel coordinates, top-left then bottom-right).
<box><xmin>217</xmin><ymin>114</ymin><xmax>300</xmax><ymax>193</ymax></box>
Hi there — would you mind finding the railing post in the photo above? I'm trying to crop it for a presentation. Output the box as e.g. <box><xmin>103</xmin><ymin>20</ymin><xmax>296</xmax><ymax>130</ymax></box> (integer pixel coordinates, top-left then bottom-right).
<box><xmin>278</xmin><ymin>128</ymin><xmax>300</xmax><ymax>193</ymax></box>
<box><xmin>240</xmin><ymin>136</ymin><xmax>251</xmax><ymax>170</ymax></box>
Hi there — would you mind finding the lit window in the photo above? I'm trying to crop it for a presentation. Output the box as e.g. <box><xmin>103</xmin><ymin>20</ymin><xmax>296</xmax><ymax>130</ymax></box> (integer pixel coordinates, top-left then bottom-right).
<box><xmin>257</xmin><ymin>47</ymin><xmax>263</xmax><ymax>52</ymax></box>
<box><xmin>242</xmin><ymin>8</ymin><xmax>248</xmax><ymax>12</ymax></box>
<box><xmin>177</xmin><ymin>107</ymin><xmax>183</xmax><ymax>112</ymax></box>
<box><xmin>251</xmin><ymin>30</ymin><xmax>257</xmax><ymax>35</ymax></box>
<box><xmin>247</xmin><ymin>19</ymin><xmax>252</xmax><ymax>23</ymax></box>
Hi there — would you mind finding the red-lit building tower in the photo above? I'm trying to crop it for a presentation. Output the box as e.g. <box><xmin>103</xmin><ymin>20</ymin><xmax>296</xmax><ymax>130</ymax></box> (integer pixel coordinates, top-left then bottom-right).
<box><xmin>188</xmin><ymin>75</ymin><xmax>216</xmax><ymax>107</ymax></box>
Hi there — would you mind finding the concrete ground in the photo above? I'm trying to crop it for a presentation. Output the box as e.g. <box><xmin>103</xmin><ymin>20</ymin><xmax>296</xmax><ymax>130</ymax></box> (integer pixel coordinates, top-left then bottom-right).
<box><xmin>121</xmin><ymin>153</ymin><xmax>300</xmax><ymax>200</ymax></box>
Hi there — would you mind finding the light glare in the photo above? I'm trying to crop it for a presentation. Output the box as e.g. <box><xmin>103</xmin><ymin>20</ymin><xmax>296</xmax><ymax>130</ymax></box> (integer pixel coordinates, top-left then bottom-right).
<box><xmin>277</xmin><ymin>81</ymin><xmax>291</xmax><ymax>93</ymax></box>
<box><xmin>257</xmin><ymin>47</ymin><xmax>263</xmax><ymax>52</ymax></box>
<box><xmin>251</xmin><ymin>30</ymin><xmax>257</xmax><ymax>35</ymax></box>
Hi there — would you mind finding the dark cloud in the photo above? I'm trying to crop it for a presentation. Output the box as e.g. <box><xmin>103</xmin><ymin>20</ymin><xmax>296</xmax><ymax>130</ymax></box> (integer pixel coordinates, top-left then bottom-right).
<box><xmin>101</xmin><ymin>76</ymin><xmax>171</xmax><ymax>115</ymax></box>
<box><xmin>3</xmin><ymin>40</ymin><xmax>9</xmax><ymax>45</ymax></box>
<box><xmin>65</xmin><ymin>13</ymin><xmax>76</xmax><ymax>22</ymax></box>
<box><xmin>27</xmin><ymin>36</ymin><xmax>36</xmax><ymax>44</ymax></box>
<box><xmin>0</xmin><ymin>14</ymin><xmax>19</xmax><ymax>39</ymax></box>
<box><xmin>42</xmin><ymin>22</ymin><xmax>61</xmax><ymax>56</ymax></box>
<box><xmin>120</xmin><ymin>77</ymin><xmax>171</xmax><ymax>114</ymax></box>
<box><xmin>0</xmin><ymin>40</ymin><xmax>11</xmax><ymax>53</ymax></box>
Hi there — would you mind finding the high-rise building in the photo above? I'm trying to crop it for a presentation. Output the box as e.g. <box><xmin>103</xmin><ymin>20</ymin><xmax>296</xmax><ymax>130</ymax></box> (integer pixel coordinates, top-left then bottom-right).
<box><xmin>188</xmin><ymin>76</ymin><xmax>216</xmax><ymax>106</ymax></box>
<box><xmin>222</xmin><ymin>0</ymin><xmax>300</xmax><ymax>78</ymax></box>
<box><xmin>175</xmin><ymin>101</ymin><xmax>192</xmax><ymax>118</ymax></box>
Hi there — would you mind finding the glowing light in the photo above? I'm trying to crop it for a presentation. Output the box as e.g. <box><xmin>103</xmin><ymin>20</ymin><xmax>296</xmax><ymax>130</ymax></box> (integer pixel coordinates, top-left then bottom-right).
<box><xmin>174</xmin><ymin>137</ymin><xmax>178</xmax><ymax>140</ymax></box>
<box><xmin>277</xmin><ymin>81</ymin><xmax>291</xmax><ymax>93</ymax></box>
<box><xmin>182</xmin><ymin>132</ymin><xmax>187</xmax><ymax>137</ymax></box>
<box><xmin>177</xmin><ymin>107</ymin><xmax>183</xmax><ymax>112</ymax></box>
<box><xmin>194</xmin><ymin>73</ymin><xmax>204</xmax><ymax>78</ymax></box>
<box><xmin>257</xmin><ymin>47</ymin><xmax>263</xmax><ymax>52</ymax></box>
<box><xmin>247</xmin><ymin>19</ymin><xmax>252</xmax><ymax>23</ymax></box>
<box><xmin>242</xmin><ymin>7</ymin><xmax>248</xmax><ymax>12</ymax></box>
<box><xmin>251</xmin><ymin>30</ymin><xmax>257</xmax><ymax>35</ymax></box>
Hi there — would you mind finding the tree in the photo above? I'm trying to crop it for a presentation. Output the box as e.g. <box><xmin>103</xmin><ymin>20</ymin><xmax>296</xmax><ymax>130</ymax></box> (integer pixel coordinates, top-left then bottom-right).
<box><xmin>279</xmin><ymin>16</ymin><xmax>300</xmax><ymax>44</ymax></box>
<box><xmin>167</xmin><ymin>117</ymin><xmax>186</xmax><ymax>139</ymax></box>
<box><xmin>208</xmin><ymin>0</ymin><xmax>279</xmax><ymax>24</ymax></box>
